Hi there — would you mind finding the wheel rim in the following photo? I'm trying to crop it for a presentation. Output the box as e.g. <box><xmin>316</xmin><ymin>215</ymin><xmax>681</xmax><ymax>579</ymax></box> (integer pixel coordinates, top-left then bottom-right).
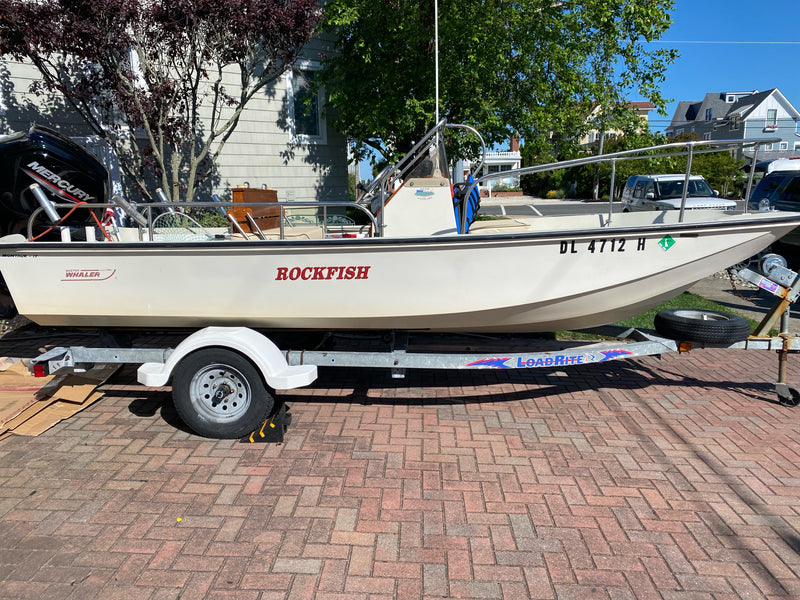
<box><xmin>671</xmin><ymin>309</ymin><xmax>729</xmax><ymax>322</ymax></box>
<box><xmin>188</xmin><ymin>363</ymin><xmax>252</xmax><ymax>424</ymax></box>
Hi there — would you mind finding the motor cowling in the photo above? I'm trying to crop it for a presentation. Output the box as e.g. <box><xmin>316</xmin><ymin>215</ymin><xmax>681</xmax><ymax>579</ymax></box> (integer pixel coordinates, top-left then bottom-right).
<box><xmin>0</xmin><ymin>125</ymin><xmax>110</xmax><ymax>236</ymax></box>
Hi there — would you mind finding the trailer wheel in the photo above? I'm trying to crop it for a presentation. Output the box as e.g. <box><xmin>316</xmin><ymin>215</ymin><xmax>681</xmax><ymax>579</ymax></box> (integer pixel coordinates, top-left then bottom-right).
<box><xmin>172</xmin><ymin>348</ymin><xmax>273</xmax><ymax>438</ymax></box>
<box><xmin>654</xmin><ymin>308</ymin><xmax>751</xmax><ymax>344</ymax></box>
<box><xmin>777</xmin><ymin>384</ymin><xmax>800</xmax><ymax>407</ymax></box>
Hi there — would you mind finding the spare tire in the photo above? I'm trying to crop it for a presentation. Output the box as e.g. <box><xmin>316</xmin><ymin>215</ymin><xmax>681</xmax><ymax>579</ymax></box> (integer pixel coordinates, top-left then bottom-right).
<box><xmin>654</xmin><ymin>308</ymin><xmax>751</xmax><ymax>344</ymax></box>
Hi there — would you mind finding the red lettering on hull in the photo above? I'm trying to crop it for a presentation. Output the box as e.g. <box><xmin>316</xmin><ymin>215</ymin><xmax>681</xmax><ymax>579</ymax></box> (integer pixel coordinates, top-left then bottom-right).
<box><xmin>275</xmin><ymin>266</ymin><xmax>371</xmax><ymax>281</ymax></box>
<box><xmin>61</xmin><ymin>269</ymin><xmax>116</xmax><ymax>281</ymax></box>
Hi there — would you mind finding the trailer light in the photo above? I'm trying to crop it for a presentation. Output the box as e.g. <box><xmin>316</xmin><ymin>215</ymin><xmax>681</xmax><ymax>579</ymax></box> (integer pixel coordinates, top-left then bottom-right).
<box><xmin>678</xmin><ymin>342</ymin><xmax>693</xmax><ymax>353</ymax></box>
<box><xmin>32</xmin><ymin>363</ymin><xmax>47</xmax><ymax>377</ymax></box>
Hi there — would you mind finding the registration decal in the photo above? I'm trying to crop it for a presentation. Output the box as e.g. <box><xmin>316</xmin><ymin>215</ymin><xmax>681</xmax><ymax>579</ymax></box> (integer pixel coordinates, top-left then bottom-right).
<box><xmin>658</xmin><ymin>235</ymin><xmax>676</xmax><ymax>251</ymax></box>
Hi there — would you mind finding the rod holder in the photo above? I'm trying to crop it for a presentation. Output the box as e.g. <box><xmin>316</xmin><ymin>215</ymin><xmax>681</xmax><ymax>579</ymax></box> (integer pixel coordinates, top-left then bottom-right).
<box><xmin>28</xmin><ymin>184</ymin><xmax>60</xmax><ymax>224</ymax></box>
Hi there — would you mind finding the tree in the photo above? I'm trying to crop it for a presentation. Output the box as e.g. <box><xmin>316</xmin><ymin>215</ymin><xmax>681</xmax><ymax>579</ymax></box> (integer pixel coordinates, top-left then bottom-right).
<box><xmin>318</xmin><ymin>0</ymin><xmax>677</xmax><ymax>163</ymax></box>
<box><xmin>520</xmin><ymin>129</ymin><xmax>746</xmax><ymax>201</ymax></box>
<box><xmin>0</xmin><ymin>0</ymin><xmax>320</xmax><ymax>202</ymax></box>
<box><xmin>667</xmin><ymin>133</ymin><xmax>746</xmax><ymax>198</ymax></box>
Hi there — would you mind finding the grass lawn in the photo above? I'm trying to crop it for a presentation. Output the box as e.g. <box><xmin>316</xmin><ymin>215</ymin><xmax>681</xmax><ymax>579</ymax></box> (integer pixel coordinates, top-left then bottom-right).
<box><xmin>615</xmin><ymin>291</ymin><xmax>759</xmax><ymax>330</ymax></box>
<box><xmin>558</xmin><ymin>291</ymin><xmax>763</xmax><ymax>340</ymax></box>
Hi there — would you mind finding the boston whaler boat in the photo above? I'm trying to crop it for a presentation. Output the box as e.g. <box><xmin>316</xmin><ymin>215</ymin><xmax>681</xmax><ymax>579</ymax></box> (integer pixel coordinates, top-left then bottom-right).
<box><xmin>2</xmin><ymin>120</ymin><xmax>800</xmax><ymax>438</ymax></box>
<box><xmin>0</xmin><ymin>120</ymin><xmax>797</xmax><ymax>332</ymax></box>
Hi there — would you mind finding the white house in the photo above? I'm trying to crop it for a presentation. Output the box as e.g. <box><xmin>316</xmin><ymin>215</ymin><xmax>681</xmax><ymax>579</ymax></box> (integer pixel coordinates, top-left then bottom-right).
<box><xmin>0</xmin><ymin>36</ymin><xmax>349</xmax><ymax>204</ymax></box>
<box><xmin>665</xmin><ymin>89</ymin><xmax>800</xmax><ymax>160</ymax></box>
<box><xmin>580</xmin><ymin>101</ymin><xmax>656</xmax><ymax>146</ymax></box>
<box><xmin>466</xmin><ymin>135</ymin><xmax>522</xmax><ymax>192</ymax></box>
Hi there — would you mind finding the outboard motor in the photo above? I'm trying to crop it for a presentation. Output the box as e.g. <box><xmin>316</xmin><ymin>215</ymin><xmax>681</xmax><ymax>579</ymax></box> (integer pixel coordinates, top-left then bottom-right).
<box><xmin>0</xmin><ymin>125</ymin><xmax>110</xmax><ymax>236</ymax></box>
<box><xmin>0</xmin><ymin>125</ymin><xmax>110</xmax><ymax>318</ymax></box>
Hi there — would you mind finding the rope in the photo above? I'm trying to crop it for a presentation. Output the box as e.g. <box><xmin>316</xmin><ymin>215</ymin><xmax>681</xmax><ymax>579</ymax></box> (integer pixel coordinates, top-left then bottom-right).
<box><xmin>28</xmin><ymin>201</ymin><xmax>114</xmax><ymax>242</ymax></box>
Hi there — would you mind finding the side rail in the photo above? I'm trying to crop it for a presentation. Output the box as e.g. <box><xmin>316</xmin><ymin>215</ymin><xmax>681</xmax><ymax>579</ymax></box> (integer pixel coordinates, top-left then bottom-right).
<box><xmin>25</xmin><ymin>195</ymin><xmax>379</xmax><ymax>241</ymax></box>
<box><xmin>462</xmin><ymin>137</ymin><xmax>781</xmax><ymax>232</ymax></box>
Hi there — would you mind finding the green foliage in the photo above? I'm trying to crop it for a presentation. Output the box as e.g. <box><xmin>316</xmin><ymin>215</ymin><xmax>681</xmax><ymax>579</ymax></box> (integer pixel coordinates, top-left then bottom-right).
<box><xmin>520</xmin><ymin>128</ymin><xmax>745</xmax><ymax>200</ymax></box>
<box><xmin>347</xmin><ymin>172</ymin><xmax>357</xmax><ymax>202</ymax></box>
<box><xmin>614</xmin><ymin>292</ymin><xmax>758</xmax><ymax>331</ymax></box>
<box><xmin>667</xmin><ymin>133</ymin><xmax>746</xmax><ymax>197</ymax></box>
<box><xmin>192</xmin><ymin>209</ymin><xmax>230</xmax><ymax>228</ymax></box>
<box><xmin>490</xmin><ymin>184</ymin><xmax>522</xmax><ymax>193</ymax></box>
<box><xmin>557</xmin><ymin>292</ymin><xmax>761</xmax><ymax>339</ymax></box>
<box><xmin>318</xmin><ymin>0</ymin><xmax>677</xmax><ymax>163</ymax></box>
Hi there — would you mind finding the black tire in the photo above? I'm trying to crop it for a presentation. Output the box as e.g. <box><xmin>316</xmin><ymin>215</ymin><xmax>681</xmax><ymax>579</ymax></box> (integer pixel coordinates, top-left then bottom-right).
<box><xmin>654</xmin><ymin>308</ymin><xmax>751</xmax><ymax>344</ymax></box>
<box><xmin>172</xmin><ymin>348</ymin><xmax>274</xmax><ymax>438</ymax></box>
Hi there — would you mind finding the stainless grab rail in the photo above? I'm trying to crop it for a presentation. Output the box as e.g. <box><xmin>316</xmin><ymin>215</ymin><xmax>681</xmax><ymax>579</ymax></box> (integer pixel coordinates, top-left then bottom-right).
<box><xmin>461</xmin><ymin>136</ymin><xmax>781</xmax><ymax>232</ymax></box>
<box><xmin>26</xmin><ymin>199</ymin><xmax>380</xmax><ymax>241</ymax></box>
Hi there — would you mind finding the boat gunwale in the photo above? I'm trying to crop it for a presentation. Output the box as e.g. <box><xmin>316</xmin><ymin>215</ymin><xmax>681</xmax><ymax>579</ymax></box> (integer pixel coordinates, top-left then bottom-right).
<box><xmin>2</xmin><ymin>210</ymin><xmax>800</xmax><ymax>252</ymax></box>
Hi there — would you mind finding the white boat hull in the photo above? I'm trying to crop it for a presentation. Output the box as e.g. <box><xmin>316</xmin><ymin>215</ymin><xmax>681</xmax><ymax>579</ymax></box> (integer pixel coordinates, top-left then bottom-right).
<box><xmin>1</xmin><ymin>210</ymin><xmax>798</xmax><ymax>332</ymax></box>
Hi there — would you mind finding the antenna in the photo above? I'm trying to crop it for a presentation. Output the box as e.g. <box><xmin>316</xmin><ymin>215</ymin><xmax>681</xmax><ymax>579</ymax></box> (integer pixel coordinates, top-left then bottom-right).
<box><xmin>434</xmin><ymin>0</ymin><xmax>439</xmax><ymax>127</ymax></box>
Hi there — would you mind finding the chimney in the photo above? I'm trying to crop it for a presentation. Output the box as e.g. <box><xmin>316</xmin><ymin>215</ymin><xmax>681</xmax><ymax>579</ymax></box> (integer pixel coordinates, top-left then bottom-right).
<box><xmin>510</xmin><ymin>134</ymin><xmax>520</xmax><ymax>153</ymax></box>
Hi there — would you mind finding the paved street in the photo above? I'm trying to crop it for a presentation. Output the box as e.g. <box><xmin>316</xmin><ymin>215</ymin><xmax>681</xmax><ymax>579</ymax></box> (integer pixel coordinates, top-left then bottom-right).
<box><xmin>0</xmin><ymin>341</ymin><xmax>799</xmax><ymax>599</ymax></box>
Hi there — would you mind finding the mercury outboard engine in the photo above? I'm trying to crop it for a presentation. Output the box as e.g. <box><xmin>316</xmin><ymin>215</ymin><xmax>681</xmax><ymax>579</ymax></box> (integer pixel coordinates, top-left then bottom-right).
<box><xmin>0</xmin><ymin>125</ymin><xmax>110</xmax><ymax>318</ymax></box>
<box><xmin>0</xmin><ymin>125</ymin><xmax>110</xmax><ymax>236</ymax></box>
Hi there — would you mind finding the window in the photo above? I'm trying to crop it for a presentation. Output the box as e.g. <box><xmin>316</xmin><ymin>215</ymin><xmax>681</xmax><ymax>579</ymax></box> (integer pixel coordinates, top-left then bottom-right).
<box><xmin>705</xmin><ymin>108</ymin><xmax>713</xmax><ymax>121</ymax></box>
<box><xmin>794</xmin><ymin>142</ymin><xmax>800</xmax><ymax>152</ymax></box>
<box><xmin>783</xmin><ymin>177</ymin><xmax>800</xmax><ymax>204</ymax></box>
<box><xmin>703</xmin><ymin>133</ymin><xmax>711</xmax><ymax>140</ymax></box>
<box><xmin>766</xmin><ymin>109</ymin><xmax>778</xmax><ymax>130</ymax></box>
<box><xmin>287</xmin><ymin>63</ymin><xmax>326</xmax><ymax>143</ymax></box>
<box><xmin>488</xmin><ymin>165</ymin><xmax>501</xmax><ymax>174</ymax></box>
<box><xmin>761</xmin><ymin>143</ymin><xmax>774</xmax><ymax>152</ymax></box>
<box><xmin>780</xmin><ymin>142</ymin><xmax>789</xmax><ymax>151</ymax></box>
<box><xmin>675</xmin><ymin>128</ymin><xmax>684</xmax><ymax>136</ymax></box>
<box><xmin>729</xmin><ymin>117</ymin><xmax>739</xmax><ymax>131</ymax></box>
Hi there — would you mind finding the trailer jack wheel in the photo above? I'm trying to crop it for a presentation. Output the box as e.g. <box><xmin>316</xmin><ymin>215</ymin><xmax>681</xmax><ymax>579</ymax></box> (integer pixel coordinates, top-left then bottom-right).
<box><xmin>172</xmin><ymin>348</ymin><xmax>274</xmax><ymax>438</ymax></box>
<box><xmin>776</xmin><ymin>383</ymin><xmax>800</xmax><ymax>407</ymax></box>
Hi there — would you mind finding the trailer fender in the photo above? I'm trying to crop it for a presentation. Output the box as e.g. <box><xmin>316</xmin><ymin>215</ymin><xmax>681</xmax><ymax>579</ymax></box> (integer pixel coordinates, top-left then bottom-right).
<box><xmin>137</xmin><ymin>326</ymin><xmax>317</xmax><ymax>390</ymax></box>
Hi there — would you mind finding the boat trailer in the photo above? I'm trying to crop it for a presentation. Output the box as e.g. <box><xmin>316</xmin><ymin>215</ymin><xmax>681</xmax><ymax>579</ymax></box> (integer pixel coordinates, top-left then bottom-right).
<box><xmin>30</xmin><ymin>259</ymin><xmax>800</xmax><ymax>440</ymax></box>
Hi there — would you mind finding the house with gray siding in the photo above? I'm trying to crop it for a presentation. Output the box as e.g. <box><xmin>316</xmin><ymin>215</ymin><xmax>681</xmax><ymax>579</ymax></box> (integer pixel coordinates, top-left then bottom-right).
<box><xmin>665</xmin><ymin>89</ymin><xmax>800</xmax><ymax>161</ymax></box>
<box><xmin>0</xmin><ymin>36</ymin><xmax>349</xmax><ymax>204</ymax></box>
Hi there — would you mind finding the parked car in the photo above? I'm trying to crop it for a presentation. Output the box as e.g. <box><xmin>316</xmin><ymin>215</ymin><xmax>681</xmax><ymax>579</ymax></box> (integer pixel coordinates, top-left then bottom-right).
<box><xmin>747</xmin><ymin>158</ymin><xmax>800</xmax><ymax>253</ymax></box>
<box><xmin>747</xmin><ymin>158</ymin><xmax>800</xmax><ymax>212</ymax></box>
<box><xmin>621</xmin><ymin>174</ymin><xmax>737</xmax><ymax>212</ymax></box>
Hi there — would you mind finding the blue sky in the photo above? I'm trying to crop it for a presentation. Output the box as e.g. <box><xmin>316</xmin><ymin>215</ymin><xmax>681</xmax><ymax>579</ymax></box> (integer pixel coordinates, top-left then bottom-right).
<box><xmin>645</xmin><ymin>0</ymin><xmax>800</xmax><ymax>131</ymax></box>
<box><xmin>358</xmin><ymin>0</ymin><xmax>799</xmax><ymax>178</ymax></box>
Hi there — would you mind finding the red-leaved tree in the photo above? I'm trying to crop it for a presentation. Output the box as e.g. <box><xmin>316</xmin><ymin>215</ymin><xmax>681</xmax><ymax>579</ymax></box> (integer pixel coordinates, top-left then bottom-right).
<box><xmin>0</xmin><ymin>0</ymin><xmax>320</xmax><ymax>202</ymax></box>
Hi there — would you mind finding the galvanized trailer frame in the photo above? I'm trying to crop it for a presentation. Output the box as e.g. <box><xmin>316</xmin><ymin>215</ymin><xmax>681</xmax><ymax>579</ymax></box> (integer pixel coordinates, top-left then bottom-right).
<box><xmin>29</xmin><ymin>260</ymin><xmax>800</xmax><ymax>439</ymax></box>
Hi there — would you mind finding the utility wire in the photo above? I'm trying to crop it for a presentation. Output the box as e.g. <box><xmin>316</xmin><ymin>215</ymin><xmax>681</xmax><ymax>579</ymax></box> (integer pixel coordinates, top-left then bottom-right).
<box><xmin>653</xmin><ymin>40</ymin><xmax>800</xmax><ymax>45</ymax></box>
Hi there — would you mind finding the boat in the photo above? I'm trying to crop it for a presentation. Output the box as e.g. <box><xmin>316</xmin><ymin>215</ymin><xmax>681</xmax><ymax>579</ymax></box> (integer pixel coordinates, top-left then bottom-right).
<box><xmin>0</xmin><ymin>120</ymin><xmax>797</xmax><ymax>333</ymax></box>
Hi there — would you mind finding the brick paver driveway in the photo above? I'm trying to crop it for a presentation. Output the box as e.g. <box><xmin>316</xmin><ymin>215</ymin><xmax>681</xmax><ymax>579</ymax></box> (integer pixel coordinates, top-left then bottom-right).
<box><xmin>0</xmin><ymin>347</ymin><xmax>799</xmax><ymax>599</ymax></box>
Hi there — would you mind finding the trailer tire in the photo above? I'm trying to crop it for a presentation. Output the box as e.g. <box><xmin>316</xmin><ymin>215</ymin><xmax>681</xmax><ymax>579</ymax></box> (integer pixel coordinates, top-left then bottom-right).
<box><xmin>654</xmin><ymin>308</ymin><xmax>751</xmax><ymax>344</ymax></box>
<box><xmin>172</xmin><ymin>348</ymin><xmax>274</xmax><ymax>439</ymax></box>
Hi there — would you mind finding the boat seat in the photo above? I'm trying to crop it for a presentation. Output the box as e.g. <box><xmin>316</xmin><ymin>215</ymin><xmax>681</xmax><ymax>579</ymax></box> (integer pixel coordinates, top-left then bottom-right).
<box><xmin>230</xmin><ymin>225</ymin><xmax>326</xmax><ymax>241</ymax></box>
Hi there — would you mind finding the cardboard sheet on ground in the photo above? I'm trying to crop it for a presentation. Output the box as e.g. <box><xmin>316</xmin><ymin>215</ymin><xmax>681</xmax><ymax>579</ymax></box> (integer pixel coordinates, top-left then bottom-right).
<box><xmin>0</xmin><ymin>360</ymin><xmax>118</xmax><ymax>437</ymax></box>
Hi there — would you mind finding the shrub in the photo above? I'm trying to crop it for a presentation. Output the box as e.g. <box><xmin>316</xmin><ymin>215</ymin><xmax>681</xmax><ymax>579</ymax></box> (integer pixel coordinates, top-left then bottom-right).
<box><xmin>193</xmin><ymin>209</ymin><xmax>230</xmax><ymax>228</ymax></box>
